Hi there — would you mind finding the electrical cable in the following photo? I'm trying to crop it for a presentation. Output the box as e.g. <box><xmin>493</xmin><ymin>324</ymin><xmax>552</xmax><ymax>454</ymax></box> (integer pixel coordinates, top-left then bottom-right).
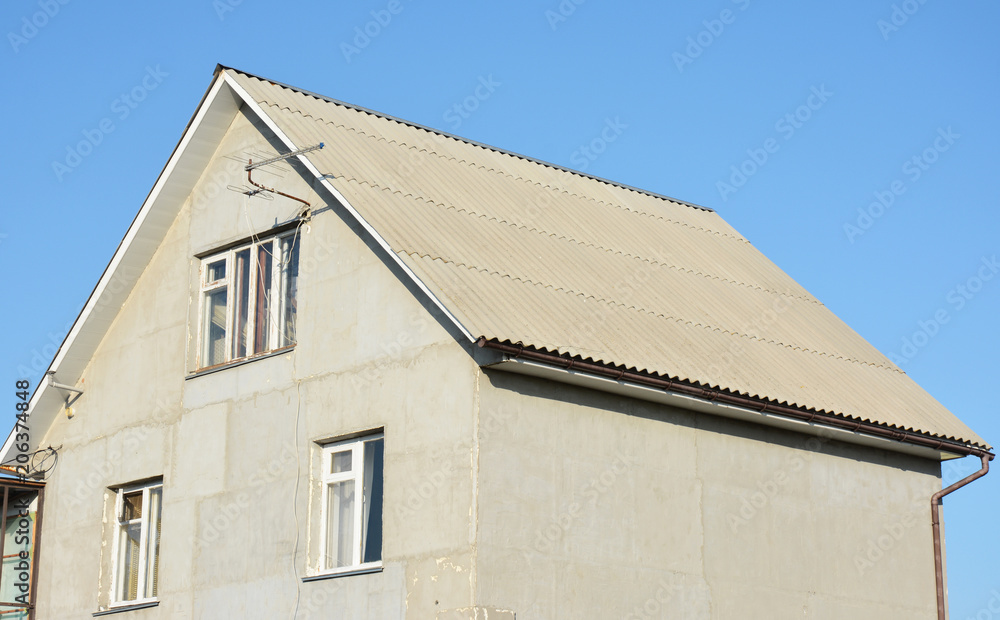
<box><xmin>289</xmin><ymin>379</ymin><xmax>303</xmax><ymax>619</ymax></box>
<box><xmin>242</xmin><ymin>188</ymin><xmax>307</xmax><ymax>617</ymax></box>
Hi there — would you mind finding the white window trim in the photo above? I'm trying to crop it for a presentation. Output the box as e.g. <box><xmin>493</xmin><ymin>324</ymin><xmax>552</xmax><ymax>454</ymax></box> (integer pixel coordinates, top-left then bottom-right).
<box><xmin>108</xmin><ymin>481</ymin><xmax>162</xmax><ymax>608</ymax></box>
<box><xmin>199</xmin><ymin>254</ymin><xmax>231</xmax><ymax>368</ymax></box>
<box><xmin>317</xmin><ymin>433</ymin><xmax>384</xmax><ymax>576</ymax></box>
<box><xmin>195</xmin><ymin>230</ymin><xmax>298</xmax><ymax>370</ymax></box>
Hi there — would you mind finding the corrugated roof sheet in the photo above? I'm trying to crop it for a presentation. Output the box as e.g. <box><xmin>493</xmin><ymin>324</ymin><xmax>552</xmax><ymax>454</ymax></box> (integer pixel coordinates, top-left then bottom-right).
<box><xmin>227</xmin><ymin>69</ymin><xmax>989</xmax><ymax>450</ymax></box>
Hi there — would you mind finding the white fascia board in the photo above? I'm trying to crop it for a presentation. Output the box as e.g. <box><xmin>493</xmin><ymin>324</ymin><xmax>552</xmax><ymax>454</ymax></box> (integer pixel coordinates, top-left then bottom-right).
<box><xmin>221</xmin><ymin>72</ymin><xmax>475</xmax><ymax>344</ymax></box>
<box><xmin>52</xmin><ymin>75</ymin><xmax>231</xmax><ymax>374</ymax></box>
<box><xmin>1</xmin><ymin>74</ymin><xmax>240</xmax><ymax>465</ymax></box>
<box><xmin>488</xmin><ymin>357</ymin><xmax>954</xmax><ymax>462</ymax></box>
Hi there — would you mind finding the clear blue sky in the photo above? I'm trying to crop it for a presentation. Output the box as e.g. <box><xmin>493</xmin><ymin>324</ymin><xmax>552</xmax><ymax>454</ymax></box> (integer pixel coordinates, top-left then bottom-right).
<box><xmin>1</xmin><ymin>1</ymin><xmax>997</xmax><ymax>614</ymax></box>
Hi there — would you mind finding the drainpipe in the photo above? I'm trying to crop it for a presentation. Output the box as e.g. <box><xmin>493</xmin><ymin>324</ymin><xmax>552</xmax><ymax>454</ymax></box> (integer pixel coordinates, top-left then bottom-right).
<box><xmin>932</xmin><ymin>454</ymin><xmax>991</xmax><ymax>620</ymax></box>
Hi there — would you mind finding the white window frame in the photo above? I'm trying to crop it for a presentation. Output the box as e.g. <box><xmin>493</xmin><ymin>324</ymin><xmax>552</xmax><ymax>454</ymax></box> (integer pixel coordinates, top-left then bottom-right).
<box><xmin>318</xmin><ymin>433</ymin><xmax>384</xmax><ymax>575</ymax></box>
<box><xmin>196</xmin><ymin>230</ymin><xmax>299</xmax><ymax>369</ymax></box>
<box><xmin>109</xmin><ymin>481</ymin><xmax>162</xmax><ymax>607</ymax></box>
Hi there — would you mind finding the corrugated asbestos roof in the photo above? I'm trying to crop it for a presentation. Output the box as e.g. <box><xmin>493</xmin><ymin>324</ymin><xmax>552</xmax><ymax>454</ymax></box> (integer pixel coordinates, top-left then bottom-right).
<box><xmin>226</xmin><ymin>69</ymin><xmax>988</xmax><ymax>450</ymax></box>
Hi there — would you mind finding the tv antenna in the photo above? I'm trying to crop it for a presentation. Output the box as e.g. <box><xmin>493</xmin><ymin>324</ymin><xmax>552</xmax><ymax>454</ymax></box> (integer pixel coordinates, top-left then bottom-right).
<box><xmin>246</xmin><ymin>142</ymin><xmax>325</xmax><ymax>210</ymax></box>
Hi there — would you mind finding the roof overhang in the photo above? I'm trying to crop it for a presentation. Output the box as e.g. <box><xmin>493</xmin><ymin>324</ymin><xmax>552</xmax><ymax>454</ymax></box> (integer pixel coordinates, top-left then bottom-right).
<box><xmin>479</xmin><ymin>340</ymin><xmax>993</xmax><ymax>462</ymax></box>
<box><xmin>1</xmin><ymin>70</ymin><xmax>245</xmax><ymax>462</ymax></box>
<box><xmin>488</xmin><ymin>357</ymin><xmax>952</xmax><ymax>460</ymax></box>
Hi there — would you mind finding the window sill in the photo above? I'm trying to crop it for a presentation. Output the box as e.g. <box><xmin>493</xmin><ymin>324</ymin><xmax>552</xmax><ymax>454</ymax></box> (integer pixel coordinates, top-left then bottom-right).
<box><xmin>302</xmin><ymin>565</ymin><xmax>383</xmax><ymax>583</ymax></box>
<box><xmin>93</xmin><ymin>601</ymin><xmax>159</xmax><ymax>616</ymax></box>
<box><xmin>186</xmin><ymin>345</ymin><xmax>295</xmax><ymax>379</ymax></box>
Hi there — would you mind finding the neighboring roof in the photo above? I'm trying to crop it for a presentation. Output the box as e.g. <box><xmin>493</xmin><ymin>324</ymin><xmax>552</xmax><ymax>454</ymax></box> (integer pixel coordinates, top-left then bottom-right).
<box><xmin>3</xmin><ymin>66</ymin><xmax>989</xmax><ymax>463</ymax></box>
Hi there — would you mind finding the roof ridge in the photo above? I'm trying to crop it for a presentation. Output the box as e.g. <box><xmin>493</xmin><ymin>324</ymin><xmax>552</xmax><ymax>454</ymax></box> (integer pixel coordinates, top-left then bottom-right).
<box><xmin>260</xmin><ymin>99</ymin><xmax>739</xmax><ymax>240</ymax></box>
<box><xmin>406</xmin><ymin>252</ymin><xmax>903</xmax><ymax>373</ymax></box>
<box><xmin>228</xmin><ymin>67</ymin><xmax>717</xmax><ymax>213</ymax></box>
<box><xmin>346</xmin><ymin>176</ymin><xmax>816</xmax><ymax>303</ymax></box>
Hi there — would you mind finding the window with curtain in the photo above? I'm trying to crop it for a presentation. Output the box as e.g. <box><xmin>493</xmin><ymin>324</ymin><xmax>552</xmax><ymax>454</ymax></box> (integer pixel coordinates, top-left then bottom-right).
<box><xmin>111</xmin><ymin>480</ymin><xmax>162</xmax><ymax>606</ymax></box>
<box><xmin>320</xmin><ymin>434</ymin><xmax>384</xmax><ymax>573</ymax></box>
<box><xmin>198</xmin><ymin>231</ymin><xmax>300</xmax><ymax>369</ymax></box>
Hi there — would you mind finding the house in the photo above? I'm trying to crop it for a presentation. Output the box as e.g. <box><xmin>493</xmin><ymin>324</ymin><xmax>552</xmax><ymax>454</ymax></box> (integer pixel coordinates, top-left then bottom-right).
<box><xmin>0</xmin><ymin>65</ymin><xmax>991</xmax><ymax>619</ymax></box>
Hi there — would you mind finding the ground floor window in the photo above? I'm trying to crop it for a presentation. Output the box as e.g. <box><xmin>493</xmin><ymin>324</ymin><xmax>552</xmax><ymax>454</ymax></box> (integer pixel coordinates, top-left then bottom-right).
<box><xmin>319</xmin><ymin>434</ymin><xmax>383</xmax><ymax>573</ymax></box>
<box><xmin>111</xmin><ymin>480</ymin><xmax>162</xmax><ymax>605</ymax></box>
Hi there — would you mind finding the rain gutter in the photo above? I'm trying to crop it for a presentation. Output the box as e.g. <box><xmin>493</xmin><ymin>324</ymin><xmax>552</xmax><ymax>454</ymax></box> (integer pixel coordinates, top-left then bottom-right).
<box><xmin>476</xmin><ymin>338</ymin><xmax>993</xmax><ymax>459</ymax></box>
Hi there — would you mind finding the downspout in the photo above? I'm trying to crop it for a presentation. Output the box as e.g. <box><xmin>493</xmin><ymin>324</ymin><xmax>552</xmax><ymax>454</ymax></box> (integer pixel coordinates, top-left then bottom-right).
<box><xmin>932</xmin><ymin>454</ymin><xmax>991</xmax><ymax>620</ymax></box>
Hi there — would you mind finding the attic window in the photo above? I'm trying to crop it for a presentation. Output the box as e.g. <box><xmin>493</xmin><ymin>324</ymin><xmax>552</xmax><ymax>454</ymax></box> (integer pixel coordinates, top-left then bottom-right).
<box><xmin>198</xmin><ymin>231</ymin><xmax>299</xmax><ymax>369</ymax></box>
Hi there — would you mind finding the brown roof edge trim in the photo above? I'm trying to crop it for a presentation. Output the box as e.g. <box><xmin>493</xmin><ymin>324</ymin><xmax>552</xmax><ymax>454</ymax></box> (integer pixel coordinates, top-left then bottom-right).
<box><xmin>477</xmin><ymin>337</ymin><xmax>994</xmax><ymax>459</ymax></box>
<box><xmin>214</xmin><ymin>65</ymin><xmax>715</xmax><ymax>214</ymax></box>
